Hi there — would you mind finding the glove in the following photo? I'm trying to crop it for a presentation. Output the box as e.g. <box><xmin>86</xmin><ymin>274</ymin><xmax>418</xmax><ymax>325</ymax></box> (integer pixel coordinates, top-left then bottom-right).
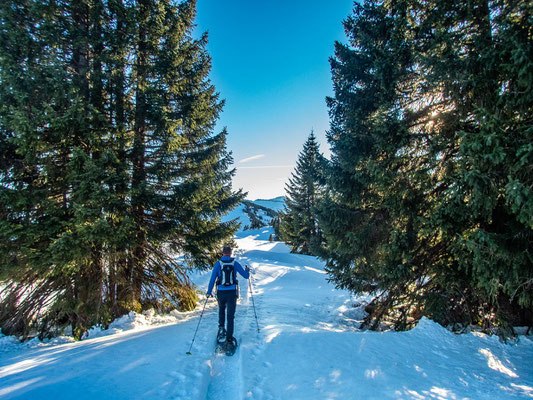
<box><xmin>245</xmin><ymin>265</ymin><xmax>250</xmax><ymax>272</ymax></box>
<box><xmin>206</xmin><ymin>292</ymin><xmax>212</xmax><ymax>298</ymax></box>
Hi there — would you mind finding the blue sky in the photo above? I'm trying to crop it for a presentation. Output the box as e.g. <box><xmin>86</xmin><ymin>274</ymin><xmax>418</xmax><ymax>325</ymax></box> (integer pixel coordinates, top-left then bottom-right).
<box><xmin>194</xmin><ymin>0</ymin><xmax>353</xmax><ymax>200</ymax></box>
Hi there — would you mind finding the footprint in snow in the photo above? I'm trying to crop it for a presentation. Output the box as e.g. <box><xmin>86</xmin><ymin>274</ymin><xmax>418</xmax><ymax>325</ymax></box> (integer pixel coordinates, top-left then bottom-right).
<box><xmin>167</xmin><ymin>371</ymin><xmax>185</xmax><ymax>381</ymax></box>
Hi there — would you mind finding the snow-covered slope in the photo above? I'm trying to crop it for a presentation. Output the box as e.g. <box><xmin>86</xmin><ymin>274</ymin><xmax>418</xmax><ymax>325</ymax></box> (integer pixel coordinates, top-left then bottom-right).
<box><xmin>222</xmin><ymin>202</ymin><xmax>252</xmax><ymax>230</ymax></box>
<box><xmin>1</xmin><ymin>228</ymin><xmax>532</xmax><ymax>399</ymax></box>
<box><xmin>222</xmin><ymin>197</ymin><xmax>285</xmax><ymax>232</ymax></box>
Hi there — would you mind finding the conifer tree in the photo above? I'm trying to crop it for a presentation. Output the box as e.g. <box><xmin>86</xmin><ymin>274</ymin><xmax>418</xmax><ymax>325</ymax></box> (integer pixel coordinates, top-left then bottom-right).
<box><xmin>0</xmin><ymin>0</ymin><xmax>243</xmax><ymax>339</ymax></box>
<box><xmin>280</xmin><ymin>132</ymin><xmax>324</xmax><ymax>255</ymax></box>
<box><xmin>320</xmin><ymin>0</ymin><xmax>532</xmax><ymax>332</ymax></box>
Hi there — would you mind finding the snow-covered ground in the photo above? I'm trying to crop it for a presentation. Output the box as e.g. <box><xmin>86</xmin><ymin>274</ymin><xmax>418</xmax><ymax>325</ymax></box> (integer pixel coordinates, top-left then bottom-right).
<box><xmin>1</xmin><ymin>228</ymin><xmax>532</xmax><ymax>399</ymax></box>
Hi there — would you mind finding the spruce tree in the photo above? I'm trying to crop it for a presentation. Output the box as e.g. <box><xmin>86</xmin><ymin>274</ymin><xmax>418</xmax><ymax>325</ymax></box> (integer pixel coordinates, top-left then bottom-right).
<box><xmin>320</xmin><ymin>0</ymin><xmax>532</xmax><ymax>332</ymax></box>
<box><xmin>280</xmin><ymin>132</ymin><xmax>324</xmax><ymax>255</ymax></box>
<box><xmin>0</xmin><ymin>0</ymin><xmax>243</xmax><ymax>339</ymax></box>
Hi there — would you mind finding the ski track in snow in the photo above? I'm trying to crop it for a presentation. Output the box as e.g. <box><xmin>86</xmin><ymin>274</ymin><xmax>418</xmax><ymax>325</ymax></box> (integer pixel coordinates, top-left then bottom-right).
<box><xmin>204</xmin><ymin>258</ymin><xmax>264</xmax><ymax>400</ymax></box>
<box><xmin>1</xmin><ymin>227</ymin><xmax>533</xmax><ymax>399</ymax></box>
<box><xmin>204</xmin><ymin>300</ymin><xmax>247</xmax><ymax>400</ymax></box>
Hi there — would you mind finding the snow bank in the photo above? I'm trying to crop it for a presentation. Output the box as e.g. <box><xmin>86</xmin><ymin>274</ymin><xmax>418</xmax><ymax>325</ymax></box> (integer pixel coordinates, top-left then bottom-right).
<box><xmin>0</xmin><ymin>308</ymin><xmax>195</xmax><ymax>353</ymax></box>
<box><xmin>0</xmin><ymin>331</ymin><xmax>76</xmax><ymax>354</ymax></box>
<box><xmin>242</xmin><ymin>316</ymin><xmax>533</xmax><ymax>400</ymax></box>
<box><xmin>82</xmin><ymin>309</ymin><xmax>192</xmax><ymax>340</ymax></box>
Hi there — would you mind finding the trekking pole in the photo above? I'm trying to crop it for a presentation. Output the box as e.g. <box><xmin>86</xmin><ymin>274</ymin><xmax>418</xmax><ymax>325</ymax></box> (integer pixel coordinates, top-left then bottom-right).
<box><xmin>247</xmin><ymin>266</ymin><xmax>260</xmax><ymax>333</ymax></box>
<box><xmin>186</xmin><ymin>296</ymin><xmax>209</xmax><ymax>355</ymax></box>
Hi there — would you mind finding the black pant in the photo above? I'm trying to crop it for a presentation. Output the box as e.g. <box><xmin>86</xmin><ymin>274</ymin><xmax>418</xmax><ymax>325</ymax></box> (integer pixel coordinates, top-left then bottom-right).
<box><xmin>217</xmin><ymin>289</ymin><xmax>237</xmax><ymax>340</ymax></box>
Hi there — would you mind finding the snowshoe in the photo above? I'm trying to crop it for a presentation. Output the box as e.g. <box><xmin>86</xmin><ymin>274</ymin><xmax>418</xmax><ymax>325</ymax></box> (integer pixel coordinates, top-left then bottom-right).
<box><xmin>216</xmin><ymin>327</ymin><xmax>227</xmax><ymax>344</ymax></box>
<box><xmin>224</xmin><ymin>337</ymin><xmax>238</xmax><ymax>356</ymax></box>
<box><xmin>214</xmin><ymin>342</ymin><xmax>225</xmax><ymax>354</ymax></box>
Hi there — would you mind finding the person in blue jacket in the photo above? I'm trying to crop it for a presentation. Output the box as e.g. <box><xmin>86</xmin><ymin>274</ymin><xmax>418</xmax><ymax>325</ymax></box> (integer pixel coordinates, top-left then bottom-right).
<box><xmin>207</xmin><ymin>245</ymin><xmax>250</xmax><ymax>349</ymax></box>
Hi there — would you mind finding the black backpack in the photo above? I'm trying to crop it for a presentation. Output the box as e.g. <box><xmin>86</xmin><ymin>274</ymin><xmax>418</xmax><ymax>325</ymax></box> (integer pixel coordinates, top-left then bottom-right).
<box><xmin>217</xmin><ymin>260</ymin><xmax>238</xmax><ymax>287</ymax></box>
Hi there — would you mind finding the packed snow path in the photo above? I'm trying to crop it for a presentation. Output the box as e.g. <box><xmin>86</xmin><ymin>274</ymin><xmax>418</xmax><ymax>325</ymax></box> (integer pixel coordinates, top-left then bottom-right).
<box><xmin>1</xmin><ymin>228</ymin><xmax>532</xmax><ymax>399</ymax></box>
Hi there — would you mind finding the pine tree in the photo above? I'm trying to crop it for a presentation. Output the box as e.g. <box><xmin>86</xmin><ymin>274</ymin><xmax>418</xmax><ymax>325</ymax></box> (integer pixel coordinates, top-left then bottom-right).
<box><xmin>0</xmin><ymin>0</ymin><xmax>243</xmax><ymax>339</ymax></box>
<box><xmin>0</xmin><ymin>0</ymin><xmax>106</xmax><ymax>338</ymax></box>
<box><xmin>320</xmin><ymin>0</ymin><xmax>532</xmax><ymax>332</ymax></box>
<box><xmin>317</xmin><ymin>0</ymin><xmax>416</xmax><ymax>329</ymax></box>
<box><xmin>280</xmin><ymin>132</ymin><xmax>324</xmax><ymax>255</ymax></box>
<box><xmin>427</xmin><ymin>0</ymin><xmax>533</xmax><ymax>330</ymax></box>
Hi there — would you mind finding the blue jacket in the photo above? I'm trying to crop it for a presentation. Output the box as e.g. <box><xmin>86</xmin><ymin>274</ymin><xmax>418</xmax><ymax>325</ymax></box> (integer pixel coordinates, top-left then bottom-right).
<box><xmin>207</xmin><ymin>256</ymin><xmax>249</xmax><ymax>295</ymax></box>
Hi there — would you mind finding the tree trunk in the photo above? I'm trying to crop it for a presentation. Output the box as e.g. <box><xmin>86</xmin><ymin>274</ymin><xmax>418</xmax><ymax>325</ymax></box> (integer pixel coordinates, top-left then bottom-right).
<box><xmin>130</xmin><ymin>0</ymin><xmax>149</xmax><ymax>308</ymax></box>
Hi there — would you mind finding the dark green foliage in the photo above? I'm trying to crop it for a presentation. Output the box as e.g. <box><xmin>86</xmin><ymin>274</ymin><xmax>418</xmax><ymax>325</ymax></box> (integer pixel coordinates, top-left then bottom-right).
<box><xmin>280</xmin><ymin>132</ymin><xmax>325</xmax><ymax>255</ymax></box>
<box><xmin>0</xmin><ymin>0</ymin><xmax>243</xmax><ymax>339</ymax></box>
<box><xmin>320</xmin><ymin>0</ymin><xmax>532</xmax><ymax>333</ymax></box>
<box><xmin>271</xmin><ymin>215</ymin><xmax>281</xmax><ymax>241</ymax></box>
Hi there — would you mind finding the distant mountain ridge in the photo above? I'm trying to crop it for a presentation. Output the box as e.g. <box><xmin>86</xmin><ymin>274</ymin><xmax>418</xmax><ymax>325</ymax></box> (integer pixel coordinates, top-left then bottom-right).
<box><xmin>222</xmin><ymin>196</ymin><xmax>285</xmax><ymax>232</ymax></box>
<box><xmin>251</xmin><ymin>196</ymin><xmax>286</xmax><ymax>213</ymax></box>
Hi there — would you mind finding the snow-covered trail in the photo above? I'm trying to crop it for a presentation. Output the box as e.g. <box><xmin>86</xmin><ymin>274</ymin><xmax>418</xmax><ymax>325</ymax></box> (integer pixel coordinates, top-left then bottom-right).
<box><xmin>0</xmin><ymin>308</ymin><xmax>219</xmax><ymax>399</ymax></box>
<box><xmin>1</xmin><ymin>227</ymin><xmax>532</xmax><ymax>399</ymax></box>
